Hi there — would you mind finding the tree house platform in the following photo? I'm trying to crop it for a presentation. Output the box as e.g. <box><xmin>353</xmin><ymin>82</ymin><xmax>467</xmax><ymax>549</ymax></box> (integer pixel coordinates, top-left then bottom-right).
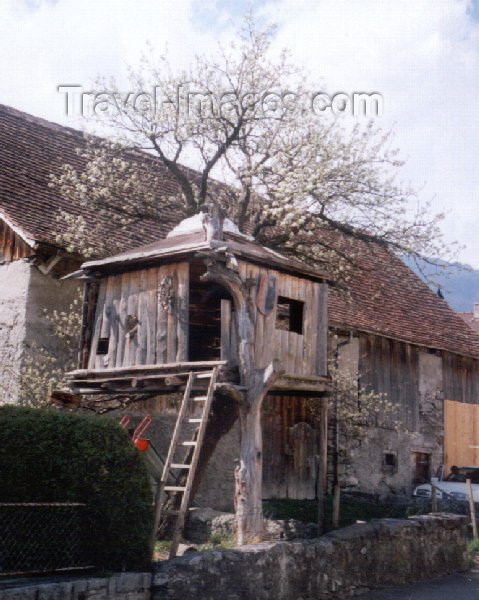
<box><xmin>66</xmin><ymin>360</ymin><xmax>331</xmax><ymax>396</ymax></box>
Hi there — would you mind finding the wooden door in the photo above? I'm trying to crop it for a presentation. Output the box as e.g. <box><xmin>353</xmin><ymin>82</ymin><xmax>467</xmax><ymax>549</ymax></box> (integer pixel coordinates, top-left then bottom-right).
<box><xmin>262</xmin><ymin>396</ymin><xmax>319</xmax><ymax>499</ymax></box>
<box><xmin>413</xmin><ymin>452</ymin><xmax>431</xmax><ymax>485</ymax></box>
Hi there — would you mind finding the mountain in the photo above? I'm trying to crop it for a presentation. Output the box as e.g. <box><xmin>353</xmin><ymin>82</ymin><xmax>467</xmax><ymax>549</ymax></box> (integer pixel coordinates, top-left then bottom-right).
<box><xmin>403</xmin><ymin>257</ymin><xmax>479</xmax><ymax>313</ymax></box>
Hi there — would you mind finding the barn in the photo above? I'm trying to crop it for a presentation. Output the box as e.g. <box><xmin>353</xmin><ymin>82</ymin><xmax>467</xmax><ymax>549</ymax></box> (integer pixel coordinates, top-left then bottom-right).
<box><xmin>1</xmin><ymin>103</ymin><xmax>479</xmax><ymax>508</ymax></box>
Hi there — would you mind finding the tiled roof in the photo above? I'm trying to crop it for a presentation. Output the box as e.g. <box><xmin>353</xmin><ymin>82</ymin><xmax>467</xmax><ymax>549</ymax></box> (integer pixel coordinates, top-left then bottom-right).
<box><xmin>0</xmin><ymin>103</ymin><xmax>184</xmax><ymax>254</ymax></box>
<box><xmin>328</xmin><ymin>235</ymin><xmax>479</xmax><ymax>358</ymax></box>
<box><xmin>458</xmin><ymin>312</ymin><xmax>479</xmax><ymax>335</ymax></box>
<box><xmin>2</xmin><ymin>103</ymin><xmax>479</xmax><ymax>358</ymax></box>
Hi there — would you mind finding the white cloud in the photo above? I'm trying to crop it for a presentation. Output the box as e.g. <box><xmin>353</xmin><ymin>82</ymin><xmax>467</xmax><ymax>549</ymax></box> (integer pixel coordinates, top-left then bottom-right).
<box><xmin>261</xmin><ymin>0</ymin><xmax>479</xmax><ymax>266</ymax></box>
<box><xmin>0</xmin><ymin>0</ymin><xmax>217</xmax><ymax>124</ymax></box>
<box><xmin>0</xmin><ymin>0</ymin><xmax>478</xmax><ymax>266</ymax></box>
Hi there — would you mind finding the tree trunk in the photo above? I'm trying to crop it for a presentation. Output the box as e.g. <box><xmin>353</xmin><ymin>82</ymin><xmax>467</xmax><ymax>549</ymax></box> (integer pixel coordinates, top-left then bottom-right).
<box><xmin>235</xmin><ymin>400</ymin><xmax>263</xmax><ymax>544</ymax></box>
<box><xmin>201</xmin><ymin>236</ymin><xmax>283</xmax><ymax>544</ymax></box>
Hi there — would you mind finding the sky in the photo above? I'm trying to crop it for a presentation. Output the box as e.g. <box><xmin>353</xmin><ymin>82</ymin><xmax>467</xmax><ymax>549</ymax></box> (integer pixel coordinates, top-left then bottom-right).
<box><xmin>0</xmin><ymin>0</ymin><xmax>478</xmax><ymax>266</ymax></box>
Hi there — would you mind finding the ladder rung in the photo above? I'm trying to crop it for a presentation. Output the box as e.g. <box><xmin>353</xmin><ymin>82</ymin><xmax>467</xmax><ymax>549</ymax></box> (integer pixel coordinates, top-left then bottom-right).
<box><xmin>193</xmin><ymin>396</ymin><xmax>208</xmax><ymax>402</ymax></box>
<box><xmin>196</xmin><ymin>372</ymin><xmax>213</xmax><ymax>379</ymax></box>
<box><xmin>182</xmin><ymin>441</ymin><xmax>197</xmax><ymax>446</ymax></box>
<box><xmin>171</xmin><ymin>463</ymin><xmax>191</xmax><ymax>469</ymax></box>
<box><xmin>187</xmin><ymin>418</ymin><xmax>203</xmax><ymax>423</ymax></box>
<box><xmin>164</xmin><ymin>486</ymin><xmax>186</xmax><ymax>492</ymax></box>
<box><xmin>164</xmin><ymin>510</ymin><xmax>180</xmax><ymax>516</ymax></box>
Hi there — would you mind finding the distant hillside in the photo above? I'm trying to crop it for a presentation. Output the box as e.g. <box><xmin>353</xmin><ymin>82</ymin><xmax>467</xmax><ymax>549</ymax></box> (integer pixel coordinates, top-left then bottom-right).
<box><xmin>404</xmin><ymin>257</ymin><xmax>479</xmax><ymax>313</ymax></box>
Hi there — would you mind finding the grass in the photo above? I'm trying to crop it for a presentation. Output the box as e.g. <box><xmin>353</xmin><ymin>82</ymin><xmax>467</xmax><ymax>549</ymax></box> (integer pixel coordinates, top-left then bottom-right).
<box><xmin>198</xmin><ymin>532</ymin><xmax>236</xmax><ymax>551</ymax></box>
<box><xmin>154</xmin><ymin>533</ymin><xmax>235</xmax><ymax>559</ymax></box>
<box><xmin>263</xmin><ymin>495</ymin><xmax>414</xmax><ymax>529</ymax></box>
<box><xmin>468</xmin><ymin>538</ymin><xmax>479</xmax><ymax>556</ymax></box>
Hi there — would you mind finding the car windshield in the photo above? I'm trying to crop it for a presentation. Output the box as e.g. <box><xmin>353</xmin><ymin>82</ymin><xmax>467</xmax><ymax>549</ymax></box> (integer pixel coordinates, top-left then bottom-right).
<box><xmin>445</xmin><ymin>467</ymin><xmax>479</xmax><ymax>484</ymax></box>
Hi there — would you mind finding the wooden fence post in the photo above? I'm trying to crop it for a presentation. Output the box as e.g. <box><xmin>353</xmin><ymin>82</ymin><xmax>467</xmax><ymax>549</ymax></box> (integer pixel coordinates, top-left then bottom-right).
<box><xmin>332</xmin><ymin>484</ymin><xmax>340</xmax><ymax>529</ymax></box>
<box><xmin>317</xmin><ymin>397</ymin><xmax>328</xmax><ymax>535</ymax></box>
<box><xmin>467</xmin><ymin>478</ymin><xmax>478</xmax><ymax>539</ymax></box>
<box><xmin>431</xmin><ymin>484</ymin><xmax>437</xmax><ymax>512</ymax></box>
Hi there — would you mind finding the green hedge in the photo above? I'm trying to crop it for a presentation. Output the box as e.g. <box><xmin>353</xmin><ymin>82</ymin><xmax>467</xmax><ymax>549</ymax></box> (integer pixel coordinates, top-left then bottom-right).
<box><xmin>0</xmin><ymin>406</ymin><xmax>153</xmax><ymax>571</ymax></box>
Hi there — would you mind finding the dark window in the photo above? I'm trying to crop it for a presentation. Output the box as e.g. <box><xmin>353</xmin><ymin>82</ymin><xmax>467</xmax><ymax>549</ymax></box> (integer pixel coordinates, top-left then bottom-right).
<box><xmin>276</xmin><ymin>296</ymin><xmax>304</xmax><ymax>334</ymax></box>
<box><xmin>97</xmin><ymin>337</ymin><xmax>109</xmax><ymax>355</ymax></box>
<box><xmin>382</xmin><ymin>452</ymin><xmax>397</xmax><ymax>474</ymax></box>
<box><xmin>446</xmin><ymin>467</ymin><xmax>479</xmax><ymax>484</ymax></box>
<box><xmin>413</xmin><ymin>452</ymin><xmax>431</xmax><ymax>485</ymax></box>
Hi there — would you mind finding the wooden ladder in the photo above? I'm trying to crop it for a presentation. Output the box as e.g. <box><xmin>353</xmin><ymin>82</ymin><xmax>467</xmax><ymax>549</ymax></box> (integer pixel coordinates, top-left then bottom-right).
<box><xmin>151</xmin><ymin>366</ymin><xmax>218</xmax><ymax>559</ymax></box>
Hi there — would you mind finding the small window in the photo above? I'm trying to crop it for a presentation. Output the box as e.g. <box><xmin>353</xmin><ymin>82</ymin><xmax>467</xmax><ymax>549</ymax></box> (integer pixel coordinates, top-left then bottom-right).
<box><xmin>276</xmin><ymin>296</ymin><xmax>304</xmax><ymax>334</ymax></box>
<box><xmin>382</xmin><ymin>452</ymin><xmax>397</xmax><ymax>474</ymax></box>
<box><xmin>97</xmin><ymin>337</ymin><xmax>109</xmax><ymax>355</ymax></box>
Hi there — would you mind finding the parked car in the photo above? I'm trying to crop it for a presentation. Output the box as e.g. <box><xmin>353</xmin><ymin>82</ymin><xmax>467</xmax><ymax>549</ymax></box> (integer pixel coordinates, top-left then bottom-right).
<box><xmin>413</xmin><ymin>466</ymin><xmax>479</xmax><ymax>502</ymax></box>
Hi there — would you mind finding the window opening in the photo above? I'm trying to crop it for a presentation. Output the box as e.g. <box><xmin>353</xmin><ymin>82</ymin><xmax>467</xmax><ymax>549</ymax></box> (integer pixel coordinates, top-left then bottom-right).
<box><xmin>382</xmin><ymin>452</ymin><xmax>397</xmax><ymax>474</ymax></box>
<box><xmin>96</xmin><ymin>337</ymin><xmax>109</xmax><ymax>355</ymax></box>
<box><xmin>276</xmin><ymin>296</ymin><xmax>304</xmax><ymax>334</ymax></box>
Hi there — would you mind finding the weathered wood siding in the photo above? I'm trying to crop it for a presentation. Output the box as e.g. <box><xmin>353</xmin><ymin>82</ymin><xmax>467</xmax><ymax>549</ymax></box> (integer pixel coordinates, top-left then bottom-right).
<box><xmin>88</xmin><ymin>262</ymin><xmax>189</xmax><ymax>368</ymax></box>
<box><xmin>443</xmin><ymin>352</ymin><xmax>479</xmax><ymax>404</ymax></box>
<box><xmin>238</xmin><ymin>260</ymin><xmax>328</xmax><ymax>377</ymax></box>
<box><xmin>358</xmin><ymin>334</ymin><xmax>420</xmax><ymax>431</ymax></box>
<box><xmin>262</xmin><ymin>396</ymin><xmax>320</xmax><ymax>499</ymax></box>
<box><xmin>0</xmin><ymin>220</ymin><xmax>32</xmax><ymax>261</ymax></box>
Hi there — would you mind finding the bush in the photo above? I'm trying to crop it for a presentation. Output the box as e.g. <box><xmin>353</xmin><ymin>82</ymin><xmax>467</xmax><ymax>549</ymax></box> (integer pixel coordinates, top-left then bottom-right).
<box><xmin>0</xmin><ymin>406</ymin><xmax>153</xmax><ymax>570</ymax></box>
<box><xmin>468</xmin><ymin>538</ymin><xmax>479</xmax><ymax>556</ymax></box>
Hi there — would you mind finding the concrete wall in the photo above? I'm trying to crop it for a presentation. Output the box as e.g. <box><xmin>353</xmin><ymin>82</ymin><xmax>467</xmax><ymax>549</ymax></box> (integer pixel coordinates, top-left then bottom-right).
<box><xmin>335</xmin><ymin>337</ymin><xmax>444</xmax><ymax>498</ymax></box>
<box><xmin>23</xmin><ymin>264</ymin><xmax>80</xmax><ymax>362</ymax></box>
<box><xmin>0</xmin><ymin>259</ymin><xmax>81</xmax><ymax>405</ymax></box>
<box><xmin>153</xmin><ymin>513</ymin><xmax>468</xmax><ymax>600</ymax></box>
<box><xmin>0</xmin><ymin>260</ymin><xmax>30</xmax><ymax>403</ymax></box>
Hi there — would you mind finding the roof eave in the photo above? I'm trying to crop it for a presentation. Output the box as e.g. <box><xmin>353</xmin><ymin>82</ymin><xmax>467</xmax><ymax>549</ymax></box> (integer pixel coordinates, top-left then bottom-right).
<box><xmin>0</xmin><ymin>210</ymin><xmax>37</xmax><ymax>249</ymax></box>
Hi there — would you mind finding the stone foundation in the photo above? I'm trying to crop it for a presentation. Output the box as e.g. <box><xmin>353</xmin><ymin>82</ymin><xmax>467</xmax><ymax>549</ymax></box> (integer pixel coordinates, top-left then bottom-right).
<box><xmin>153</xmin><ymin>513</ymin><xmax>468</xmax><ymax>600</ymax></box>
<box><xmin>184</xmin><ymin>507</ymin><xmax>318</xmax><ymax>544</ymax></box>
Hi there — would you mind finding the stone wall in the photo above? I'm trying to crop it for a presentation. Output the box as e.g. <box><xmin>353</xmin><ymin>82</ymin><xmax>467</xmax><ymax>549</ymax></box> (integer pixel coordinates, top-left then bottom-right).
<box><xmin>153</xmin><ymin>513</ymin><xmax>468</xmax><ymax>600</ymax></box>
<box><xmin>334</xmin><ymin>336</ymin><xmax>444</xmax><ymax>499</ymax></box>
<box><xmin>0</xmin><ymin>572</ymin><xmax>151</xmax><ymax>600</ymax></box>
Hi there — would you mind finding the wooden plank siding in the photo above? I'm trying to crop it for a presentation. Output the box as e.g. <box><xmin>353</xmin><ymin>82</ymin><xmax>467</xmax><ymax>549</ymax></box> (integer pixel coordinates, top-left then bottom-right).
<box><xmin>358</xmin><ymin>333</ymin><xmax>420</xmax><ymax>431</ymax></box>
<box><xmin>87</xmin><ymin>257</ymin><xmax>327</xmax><ymax>376</ymax></box>
<box><xmin>443</xmin><ymin>352</ymin><xmax>479</xmax><ymax>404</ymax></box>
<box><xmin>444</xmin><ymin>400</ymin><xmax>479</xmax><ymax>472</ymax></box>
<box><xmin>443</xmin><ymin>352</ymin><xmax>479</xmax><ymax>472</ymax></box>
<box><xmin>89</xmin><ymin>262</ymin><xmax>189</xmax><ymax>369</ymax></box>
<box><xmin>236</xmin><ymin>260</ymin><xmax>327</xmax><ymax>377</ymax></box>
<box><xmin>0</xmin><ymin>220</ymin><xmax>32</xmax><ymax>262</ymax></box>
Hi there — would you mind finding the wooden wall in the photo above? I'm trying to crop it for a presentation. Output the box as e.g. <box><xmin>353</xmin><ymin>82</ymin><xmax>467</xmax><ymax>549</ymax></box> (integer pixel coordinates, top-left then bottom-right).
<box><xmin>238</xmin><ymin>260</ymin><xmax>328</xmax><ymax>377</ymax></box>
<box><xmin>444</xmin><ymin>400</ymin><xmax>479</xmax><ymax>471</ymax></box>
<box><xmin>262</xmin><ymin>395</ymin><xmax>320</xmax><ymax>499</ymax></box>
<box><xmin>0</xmin><ymin>220</ymin><xmax>32</xmax><ymax>261</ymax></box>
<box><xmin>443</xmin><ymin>353</ymin><xmax>479</xmax><ymax>470</ymax></box>
<box><xmin>88</xmin><ymin>262</ymin><xmax>189</xmax><ymax>369</ymax></box>
<box><xmin>443</xmin><ymin>352</ymin><xmax>479</xmax><ymax>404</ymax></box>
<box><xmin>87</xmin><ymin>258</ymin><xmax>328</xmax><ymax>375</ymax></box>
<box><xmin>358</xmin><ymin>334</ymin><xmax>420</xmax><ymax>431</ymax></box>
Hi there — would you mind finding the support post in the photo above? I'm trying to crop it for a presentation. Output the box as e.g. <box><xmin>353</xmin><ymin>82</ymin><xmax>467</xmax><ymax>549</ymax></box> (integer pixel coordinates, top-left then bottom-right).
<box><xmin>467</xmin><ymin>478</ymin><xmax>478</xmax><ymax>539</ymax></box>
<box><xmin>332</xmin><ymin>483</ymin><xmax>340</xmax><ymax>529</ymax></box>
<box><xmin>317</xmin><ymin>397</ymin><xmax>328</xmax><ymax>535</ymax></box>
<box><xmin>431</xmin><ymin>484</ymin><xmax>437</xmax><ymax>512</ymax></box>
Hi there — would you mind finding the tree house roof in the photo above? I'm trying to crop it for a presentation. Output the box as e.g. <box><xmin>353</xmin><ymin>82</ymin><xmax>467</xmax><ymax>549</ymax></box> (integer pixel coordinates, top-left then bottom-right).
<box><xmin>74</xmin><ymin>214</ymin><xmax>332</xmax><ymax>283</ymax></box>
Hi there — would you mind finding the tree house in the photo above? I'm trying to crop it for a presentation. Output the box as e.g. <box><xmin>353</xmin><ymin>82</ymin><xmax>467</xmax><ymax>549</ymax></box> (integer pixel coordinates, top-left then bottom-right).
<box><xmin>66</xmin><ymin>213</ymin><xmax>331</xmax><ymax>396</ymax></box>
